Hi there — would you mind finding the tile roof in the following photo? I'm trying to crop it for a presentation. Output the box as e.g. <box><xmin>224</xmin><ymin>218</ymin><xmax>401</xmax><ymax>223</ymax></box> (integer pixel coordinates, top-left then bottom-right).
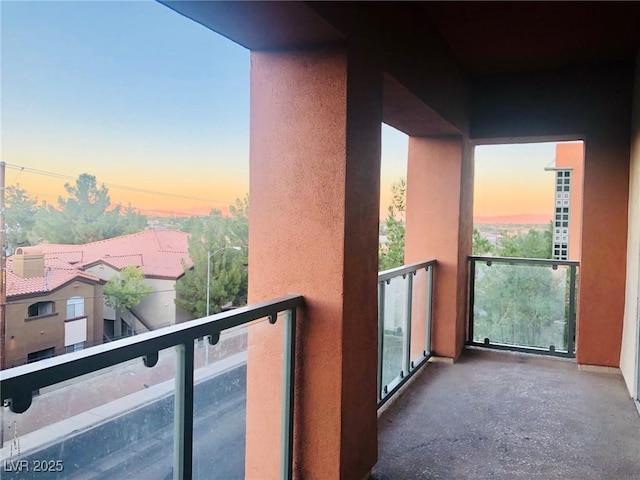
<box><xmin>6</xmin><ymin>230</ymin><xmax>192</xmax><ymax>298</ymax></box>
<box><xmin>39</xmin><ymin>230</ymin><xmax>192</xmax><ymax>279</ymax></box>
<box><xmin>6</xmin><ymin>257</ymin><xmax>103</xmax><ymax>298</ymax></box>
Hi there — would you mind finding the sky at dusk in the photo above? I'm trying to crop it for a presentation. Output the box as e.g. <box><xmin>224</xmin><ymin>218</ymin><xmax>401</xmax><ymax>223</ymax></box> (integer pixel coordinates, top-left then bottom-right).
<box><xmin>474</xmin><ymin>142</ymin><xmax>559</xmax><ymax>220</ymax></box>
<box><xmin>2</xmin><ymin>0</ymin><xmax>566</xmax><ymax>220</ymax></box>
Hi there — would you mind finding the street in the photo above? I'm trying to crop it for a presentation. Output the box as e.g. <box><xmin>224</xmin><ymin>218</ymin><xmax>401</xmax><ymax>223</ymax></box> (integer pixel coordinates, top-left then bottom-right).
<box><xmin>1</xmin><ymin>365</ymin><xmax>246</xmax><ymax>480</ymax></box>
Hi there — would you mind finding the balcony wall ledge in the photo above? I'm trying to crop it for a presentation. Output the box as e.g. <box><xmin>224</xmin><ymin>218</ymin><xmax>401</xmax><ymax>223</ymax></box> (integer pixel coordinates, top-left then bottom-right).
<box><xmin>578</xmin><ymin>364</ymin><xmax>623</xmax><ymax>375</ymax></box>
<box><xmin>427</xmin><ymin>355</ymin><xmax>455</xmax><ymax>364</ymax></box>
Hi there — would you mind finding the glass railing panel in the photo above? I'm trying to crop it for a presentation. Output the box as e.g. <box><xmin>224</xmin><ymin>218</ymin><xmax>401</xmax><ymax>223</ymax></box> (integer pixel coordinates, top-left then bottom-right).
<box><xmin>377</xmin><ymin>260</ymin><xmax>436</xmax><ymax>407</ymax></box>
<box><xmin>0</xmin><ymin>346</ymin><xmax>177</xmax><ymax>479</ymax></box>
<box><xmin>409</xmin><ymin>267</ymin><xmax>430</xmax><ymax>369</ymax></box>
<box><xmin>191</xmin><ymin>324</ymin><xmax>250</xmax><ymax>480</ymax></box>
<box><xmin>381</xmin><ymin>275</ymin><xmax>408</xmax><ymax>391</ymax></box>
<box><xmin>472</xmin><ymin>260</ymin><xmax>574</xmax><ymax>353</ymax></box>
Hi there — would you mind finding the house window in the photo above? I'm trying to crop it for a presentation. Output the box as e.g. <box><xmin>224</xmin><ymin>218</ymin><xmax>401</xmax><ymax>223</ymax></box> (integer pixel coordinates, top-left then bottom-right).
<box><xmin>65</xmin><ymin>342</ymin><xmax>84</xmax><ymax>353</ymax></box>
<box><xmin>27</xmin><ymin>347</ymin><xmax>55</xmax><ymax>363</ymax></box>
<box><xmin>104</xmin><ymin>319</ymin><xmax>115</xmax><ymax>341</ymax></box>
<box><xmin>27</xmin><ymin>301</ymin><xmax>54</xmax><ymax>318</ymax></box>
<box><xmin>67</xmin><ymin>296</ymin><xmax>85</xmax><ymax>319</ymax></box>
<box><xmin>122</xmin><ymin>319</ymin><xmax>133</xmax><ymax>338</ymax></box>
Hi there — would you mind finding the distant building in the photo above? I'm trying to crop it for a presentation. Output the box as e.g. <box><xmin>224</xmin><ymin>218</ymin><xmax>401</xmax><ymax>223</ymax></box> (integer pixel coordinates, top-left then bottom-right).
<box><xmin>4</xmin><ymin>247</ymin><xmax>105</xmax><ymax>368</ymax></box>
<box><xmin>3</xmin><ymin>230</ymin><xmax>193</xmax><ymax>367</ymax></box>
<box><xmin>546</xmin><ymin>143</ymin><xmax>584</xmax><ymax>261</ymax></box>
<box><xmin>37</xmin><ymin>230</ymin><xmax>193</xmax><ymax>337</ymax></box>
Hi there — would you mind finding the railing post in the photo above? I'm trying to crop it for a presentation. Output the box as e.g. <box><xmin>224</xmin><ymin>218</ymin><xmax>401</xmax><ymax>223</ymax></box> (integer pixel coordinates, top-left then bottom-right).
<box><xmin>174</xmin><ymin>341</ymin><xmax>194</xmax><ymax>480</ymax></box>
<box><xmin>426</xmin><ymin>265</ymin><xmax>434</xmax><ymax>355</ymax></box>
<box><xmin>404</xmin><ymin>273</ymin><xmax>413</xmax><ymax>374</ymax></box>
<box><xmin>567</xmin><ymin>265</ymin><xmax>577</xmax><ymax>355</ymax></box>
<box><xmin>468</xmin><ymin>259</ymin><xmax>476</xmax><ymax>343</ymax></box>
<box><xmin>377</xmin><ymin>281</ymin><xmax>385</xmax><ymax>401</ymax></box>
<box><xmin>281</xmin><ymin>309</ymin><xmax>296</xmax><ymax>480</ymax></box>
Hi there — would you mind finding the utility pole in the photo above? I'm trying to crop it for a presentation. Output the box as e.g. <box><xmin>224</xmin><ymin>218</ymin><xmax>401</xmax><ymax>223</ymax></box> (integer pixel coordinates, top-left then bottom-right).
<box><xmin>0</xmin><ymin>161</ymin><xmax>6</xmax><ymax>372</ymax></box>
<box><xmin>0</xmin><ymin>161</ymin><xmax>5</xmax><ymax>449</ymax></box>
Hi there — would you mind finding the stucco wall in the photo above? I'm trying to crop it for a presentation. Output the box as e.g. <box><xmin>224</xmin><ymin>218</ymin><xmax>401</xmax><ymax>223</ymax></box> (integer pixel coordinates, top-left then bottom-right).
<box><xmin>405</xmin><ymin>136</ymin><xmax>472</xmax><ymax>359</ymax></box>
<box><xmin>5</xmin><ymin>281</ymin><xmax>103</xmax><ymax>367</ymax></box>
<box><xmin>246</xmin><ymin>47</ymin><xmax>381</xmax><ymax>480</ymax></box>
<box><xmin>620</xmin><ymin>51</ymin><xmax>640</xmax><ymax>398</ymax></box>
<box><xmin>135</xmin><ymin>277</ymin><xmax>181</xmax><ymax>328</ymax></box>
<box><xmin>85</xmin><ymin>264</ymin><xmax>183</xmax><ymax>329</ymax></box>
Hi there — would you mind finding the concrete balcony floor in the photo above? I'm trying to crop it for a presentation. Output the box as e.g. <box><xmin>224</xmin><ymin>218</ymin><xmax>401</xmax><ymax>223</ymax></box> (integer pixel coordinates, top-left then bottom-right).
<box><xmin>374</xmin><ymin>348</ymin><xmax>640</xmax><ymax>480</ymax></box>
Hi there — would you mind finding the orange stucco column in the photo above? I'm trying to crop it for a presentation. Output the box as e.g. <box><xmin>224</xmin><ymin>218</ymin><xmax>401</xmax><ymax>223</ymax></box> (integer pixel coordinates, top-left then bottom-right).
<box><xmin>246</xmin><ymin>47</ymin><xmax>382</xmax><ymax>479</ymax></box>
<box><xmin>405</xmin><ymin>136</ymin><xmax>473</xmax><ymax>359</ymax></box>
<box><xmin>577</xmin><ymin>134</ymin><xmax>630</xmax><ymax>367</ymax></box>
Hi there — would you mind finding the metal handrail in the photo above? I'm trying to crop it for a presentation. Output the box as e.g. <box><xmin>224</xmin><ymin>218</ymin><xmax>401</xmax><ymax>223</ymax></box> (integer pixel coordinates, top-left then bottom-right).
<box><xmin>468</xmin><ymin>255</ymin><xmax>579</xmax><ymax>267</ymax></box>
<box><xmin>378</xmin><ymin>259</ymin><xmax>436</xmax><ymax>282</ymax></box>
<box><xmin>0</xmin><ymin>294</ymin><xmax>303</xmax><ymax>406</ymax></box>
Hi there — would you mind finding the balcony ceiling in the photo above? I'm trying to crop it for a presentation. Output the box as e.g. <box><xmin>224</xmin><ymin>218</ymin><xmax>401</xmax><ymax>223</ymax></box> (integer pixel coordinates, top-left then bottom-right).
<box><xmin>164</xmin><ymin>2</ymin><xmax>640</xmax><ymax>76</ymax></box>
<box><xmin>162</xmin><ymin>1</ymin><xmax>640</xmax><ymax>136</ymax></box>
<box><xmin>420</xmin><ymin>2</ymin><xmax>640</xmax><ymax>75</ymax></box>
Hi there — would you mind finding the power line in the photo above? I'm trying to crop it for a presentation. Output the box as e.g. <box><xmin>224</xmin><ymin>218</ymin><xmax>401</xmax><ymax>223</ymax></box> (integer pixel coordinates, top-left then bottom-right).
<box><xmin>4</xmin><ymin>163</ymin><xmax>232</xmax><ymax>205</ymax></box>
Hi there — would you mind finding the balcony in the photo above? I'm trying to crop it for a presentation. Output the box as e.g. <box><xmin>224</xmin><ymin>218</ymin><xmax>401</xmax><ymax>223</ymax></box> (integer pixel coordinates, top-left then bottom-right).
<box><xmin>1</xmin><ymin>2</ymin><xmax>639</xmax><ymax>479</ymax></box>
<box><xmin>2</xmin><ymin>259</ymin><xmax>638</xmax><ymax>479</ymax></box>
<box><xmin>374</xmin><ymin>258</ymin><xmax>639</xmax><ymax>478</ymax></box>
<box><xmin>0</xmin><ymin>262</ymin><xmax>435</xmax><ymax>479</ymax></box>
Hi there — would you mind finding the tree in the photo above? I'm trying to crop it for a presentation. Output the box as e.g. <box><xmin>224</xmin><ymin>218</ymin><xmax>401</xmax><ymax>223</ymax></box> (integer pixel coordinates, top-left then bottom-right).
<box><xmin>5</xmin><ymin>185</ymin><xmax>38</xmax><ymax>250</ymax></box>
<box><xmin>227</xmin><ymin>195</ymin><xmax>249</xmax><ymax>305</ymax></box>
<box><xmin>473</xmin><ymin>223</ymin><xmax>567</xmax><ymax>349</ymax></box>
<box><xmin>34</xmin><ymin>173</ymin><xmax>147</xmax><ymax>244</ymax></box>
<box><xmin>472</xmin><ymin>228</ymin><xmax>494</xmax><ymax>256</ymax></box>
<box><xmin>175</xmin><ymin>198</ymin><xmax>248</xmax><ymax>319</ymax></box>
<box><xmin>379</xmin><ymin>178</ymin><xmax>406</xmax><ymax>271</ymax></box>
<box><xmin>104</xmin><ymin>266</ymin><xmax>153</xmax><ymax>335</ymax></box>
<box><xmin>496</xmin><ymin>223</ymin><xmax>553</xmax><ymax>259</ymax></box>
<box><xmin>473</xmin><ymin>261</ymin><xmax>566</xmax><ymax>348</ymax></box>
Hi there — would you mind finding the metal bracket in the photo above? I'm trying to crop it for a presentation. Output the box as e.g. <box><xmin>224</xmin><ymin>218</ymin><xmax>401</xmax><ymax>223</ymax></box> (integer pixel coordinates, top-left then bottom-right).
<box><xmin>9</xmin><ymin>393</ymin><xmax>32</xmax><ymax>414</ymax></box>
<box><xmin>143</xmin><ymin>352</ymin><xmax>159</xmax><ymax>368</ymax></box>
<box><xmin>268</xmin><ymin>314</ymin><xmax>277</xmax><ymax>325</ymax></box>
<box><xmin>208</xmin><ymin>332</ymin><xmax>221</xmax><ymax>346</ymax></box>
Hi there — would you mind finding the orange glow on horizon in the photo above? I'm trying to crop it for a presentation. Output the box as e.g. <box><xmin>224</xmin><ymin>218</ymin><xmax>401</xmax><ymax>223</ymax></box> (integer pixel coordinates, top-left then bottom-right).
<box><xmin>6</xmin><ymin>166</ymin><xmax>247</xmax><ymax>218</ymax></box>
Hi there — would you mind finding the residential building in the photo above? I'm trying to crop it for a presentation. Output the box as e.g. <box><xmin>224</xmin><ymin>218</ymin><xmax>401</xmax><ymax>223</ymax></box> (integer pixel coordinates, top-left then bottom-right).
<box><xmin>547</xmin><ymin>142</ymin><xmax>585</xmax><ymax>261</ymax></box>
<box><xmin>37</xmin><ymin>230</ymin><xmax>192</xmax><ymax>336</ymax></box>
<box><xmin>3</xmin><ymin>247</ymin><xmax>105</xmax><ymax>368</ymax></box>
